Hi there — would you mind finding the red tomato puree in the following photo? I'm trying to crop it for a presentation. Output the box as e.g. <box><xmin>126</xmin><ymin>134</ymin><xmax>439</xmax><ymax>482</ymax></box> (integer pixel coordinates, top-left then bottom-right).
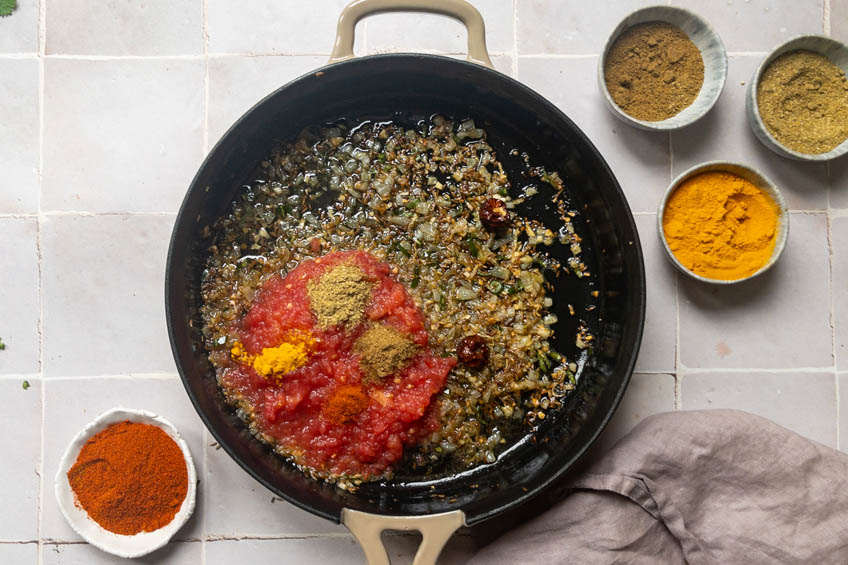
<box><xmin>221</xmin><ymin>250</ymin><xmax>455</xmax><ymax>479</ymax></box>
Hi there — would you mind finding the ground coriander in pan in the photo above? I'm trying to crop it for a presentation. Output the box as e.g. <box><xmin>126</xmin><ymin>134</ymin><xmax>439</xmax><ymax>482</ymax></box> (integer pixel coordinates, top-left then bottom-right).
<box><xmin>200</xmin><ymin>116</ymin><xmax>592</xmax><ymax>487</ymax></box>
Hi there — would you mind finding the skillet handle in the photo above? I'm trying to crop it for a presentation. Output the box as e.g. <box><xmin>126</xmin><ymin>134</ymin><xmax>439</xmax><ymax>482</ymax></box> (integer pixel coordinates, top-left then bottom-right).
<box><xmin>342</xmin><ymin>508</ymin><xmax>465</xmax><ymax>565</ymax></box>
<box><xmin>329</xmin><ymin>0</ymin><xmax>494</xmax><ymax>69</ymax></box>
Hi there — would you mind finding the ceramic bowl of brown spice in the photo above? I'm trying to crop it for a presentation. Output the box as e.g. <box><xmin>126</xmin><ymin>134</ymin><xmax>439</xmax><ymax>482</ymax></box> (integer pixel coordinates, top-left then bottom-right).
<box><xmin>599</xmin><ymin>5</ymin><xmax>727</xmax><ymax>131</ymax></box>
<box><xmin>746</xmin><ymin>35</ymin><xmax>848</xmax><ymax>161</ymax></box>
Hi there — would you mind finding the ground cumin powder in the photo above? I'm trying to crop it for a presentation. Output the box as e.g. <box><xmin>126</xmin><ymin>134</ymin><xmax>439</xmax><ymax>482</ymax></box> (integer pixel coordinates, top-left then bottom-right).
<box><xmin>757</xmin><ymin>50</ymin><xmax>848</xmax><ymax>154</ymax></box>
<box><xmin>604</xmin><ymin>22</ymin><xmax>704</xmax><ymax>121</ymax></box>
<box><xmin>354</xmin><ymin>323</ymin><xmax>419</xmax><ymax>380</ymax></box>
<box><xmin>662</xmin><ymin>171</ymin><xmax>779</xmax><ymax>281</ymax></box>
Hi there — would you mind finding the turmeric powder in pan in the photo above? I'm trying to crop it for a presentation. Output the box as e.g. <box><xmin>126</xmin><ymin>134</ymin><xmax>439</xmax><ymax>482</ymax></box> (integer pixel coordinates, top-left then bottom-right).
<box><xmin>662</xmin><ymin>171</ymin><xmax>779</xmax><ymax>280</ymax></box>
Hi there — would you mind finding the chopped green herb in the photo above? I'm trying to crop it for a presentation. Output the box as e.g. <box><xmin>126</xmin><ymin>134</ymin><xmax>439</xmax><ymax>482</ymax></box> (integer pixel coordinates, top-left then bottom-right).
<box><xmin>537</xmin><ymin>352</ymin><xmax>551</xmax><ymax>373</ymax></box>
<box><xmin>0</xmin><ymin>0</ymin><xmax>16</xmax><ymax>18</ymax></box>
<box><xmin>498</xmin><ymin>186</ymin><xmax>508</xmax><ymax>196</ymax></box>
<box><xmin>405</xmin><ymin>199</ymin><xmax>420</xmax><ymax>210</ymax></box>
<box><xmin>377</xmin><ymin>153</ymin><xmax>386</xmax><ymax>162</ymax></box>
<box><xmin>466</xmin><ymin>236</ymin><xmax>480</xmax><ymax>258</ymax></box>
<box><xmin>22</xmin><ymin>380</ymin><xmax>29</xmax><ymax>390</ymax></box>
<box><xmin>486</xmin><ymin>280</ymin><xmax>503</xmax><ymax>294</ymax></box>
<box><xmin>0</xmin><ymin>337</ymin><xmax>5</xmax><ymax>350</ymax></box>
<box><xmin>411</xmin><ymin>266</ymin><xmax>421</xmax><ymax>289</ymax></box>
<box><xmin>276</xmin><ymin>204</ymin><xmax>291</xmax><ymax>219</ymax></box>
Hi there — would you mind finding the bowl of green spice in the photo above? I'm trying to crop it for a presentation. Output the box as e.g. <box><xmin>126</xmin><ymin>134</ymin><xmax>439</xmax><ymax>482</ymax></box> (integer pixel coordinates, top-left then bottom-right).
<box><xmin>747</xmin><ymin>35</ymin><xmax>848</xmax><ymax>161</ymax></box>
<box><xmin>599</xmin><ymin>5</ymin><xmax>727</xmax><ymax>131</ymax></box>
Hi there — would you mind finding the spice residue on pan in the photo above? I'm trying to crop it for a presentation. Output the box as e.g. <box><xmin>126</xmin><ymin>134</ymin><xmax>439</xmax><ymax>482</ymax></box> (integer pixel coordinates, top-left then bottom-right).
<box><xmin>67</xmin><ymin>421</ymin><xmax>188</xmax><ymax>535</ymax></box>
<box><xmin>757</xmin><ymin>49</ymin><xmax>848</xmax><ymax>154</ymax></box>
<box><xmin>200</xmin><ymin>116</ymin><xmax>594</xmax><ymax>486</ymax></box>
<box><xmin>662</xmin><ymin>171</ymin><xmax>779</xmax><ymax>281</ymax></box>
<box><xmin>604</xmin><ymin>21</ymin><xmax>705</xmax><ymax>121</ymax></box>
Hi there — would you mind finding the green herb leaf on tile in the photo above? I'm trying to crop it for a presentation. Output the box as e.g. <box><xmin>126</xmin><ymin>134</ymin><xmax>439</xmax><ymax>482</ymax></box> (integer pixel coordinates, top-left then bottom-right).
<box><xmin>0</xmin><ymin>0</ymin><xmax>17</xmax><ymax>18</ymax></box>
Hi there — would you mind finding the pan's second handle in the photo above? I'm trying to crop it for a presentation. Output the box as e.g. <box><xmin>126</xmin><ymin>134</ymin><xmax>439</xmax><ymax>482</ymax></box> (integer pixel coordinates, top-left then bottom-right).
<box><xmin>329</xmin><ymin>0</ymin><xmax>494</xmax><ymax>69</ymax></box>
<box><xmin>342</xmin><ymin>508</ymin><xmax>465</xmax><ymax>565</ymax></box>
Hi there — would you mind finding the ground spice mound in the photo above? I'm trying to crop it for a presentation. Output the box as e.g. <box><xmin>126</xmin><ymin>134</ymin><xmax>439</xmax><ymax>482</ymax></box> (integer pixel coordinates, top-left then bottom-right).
<box><xmin>324</xmin><ymin>384</ymin><xmax>369</xmax><ymax>425</ymax></box>
<box><xmin>757</xmin><ymin>50</ymin><xmax>848</xmax><ymax>154</ymax></box>
<box><xmin>604</xmin><ymin>22</ymin><xmax>705</xmax><ymax>121</ymax></box>
<box><xmin>663</xmin><ymin>171</ymin><xmax>778</xmax><ymax>281</ymax></box>
<box><xmin>355</xmin><ymin>323</ymin><xmax>419</xmax><ymax>380</ymax></box>
<box><xmin>67</xmin><ymin>420</ymin><xmax>188</xmax><ymax>535</ymax></box>
<box><xmin>307</xmin><ymin>264</ymin><xmax>373</xmax><ymax>328</ymax></box>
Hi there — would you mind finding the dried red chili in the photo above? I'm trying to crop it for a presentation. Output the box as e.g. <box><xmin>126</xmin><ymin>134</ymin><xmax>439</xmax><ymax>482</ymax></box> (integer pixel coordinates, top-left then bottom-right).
<box><xmin>457</xmin><ymin>335</ymin><xmax>489</xmax><ymax>369</ymax></box>
<box><xmin>67</xmin><ymin>420</ymin><xmax>188</xmax><ymax>535</ymax></box>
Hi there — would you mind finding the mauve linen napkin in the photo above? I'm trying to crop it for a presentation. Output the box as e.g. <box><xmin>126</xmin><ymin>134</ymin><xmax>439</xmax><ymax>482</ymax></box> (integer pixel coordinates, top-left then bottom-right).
<box><xmin>466</xmin><ymin>410</ymin><xmax>848</xmax><ymax>564</ymax></box>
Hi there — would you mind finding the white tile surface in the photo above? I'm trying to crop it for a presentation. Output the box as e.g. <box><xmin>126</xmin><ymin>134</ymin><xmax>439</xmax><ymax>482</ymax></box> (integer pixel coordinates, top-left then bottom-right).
<box><xmin>0</xmin><ymin>379</ymin><xmax>41</xmax><ymax>541</ymax></box>
<box><xmin>634</xmin><ymin>215</ymin><xmax>677</xmax><ymax>373</ymax></box>
<box><xmin>831</xmin><ymin>158</ymin><xmax>848</xmax><ymax>210</ymax></box>
<box><xmin>670</xmin><ymin>0</ymin><xmax>823</xmax><ymax>52</ymax></box>
<box><xmin>681</xmin><ymin>371</ymin><xmax>837</xmax><ymax>447</ymax></box>
<box><xmin>207</xmin><ymin>55</ymin><xmax>326</xmax><ymax>145</ymax></box>
<box><xmin>839</xmin><ymin>373</ymin><xmax>848</xmax><ymax>452</ymax></box>
<box><xmin>40</xmin><ymin>377</ymin><xmax>205</xmax><ymax>542</ymax></box>
<box><xmin>671</xmin><ymin>55</ymin><xmax>829</xmax><ymax>211</ymax></box>
<box><xmin>0</xmin><ymin>218</ymin><xmax>40</xmax><ymax>375</ymax></box>
<box><xmin>0</xmin><ymin>0</ymin><xmax>38</xmax><ymax>53</ymax></box>
<box><xmin>364</xmin><ymin>0</ymin><xmax>513</xmax><ymax>54</ymax></box>
<box><xmin>0</xmin><ymin>544</ymin><xmax>37</xmax><ymax>564</ymax></box>
<box><xmin>834</xmin><ymin>0</ymin><xmax>848</xmax><ymax>43</ymax></box>
<box><xmin>518</xmin><ymin>56</ymin><xmax>671</xmax><ymax>214</ymax></box>
<box><xmin>206</xmin><ymin>537</ymin><xmax>364</xmax><ymax>565</ymax></box>
<box><xmin>207</xmin><ymin>0</ymin><xmax>354</xmax><ymax>55</ymax></box>
<box><xmin>42</xmin><ymin>59</ymin><xmax>203</xmax><ymax>213</ymax></box>
<box><xmin>592</xmin><ymin>373</ymin><xmax>677</xmax><ymax>454</ymax></box>
<box><xmin>205</xmin><ymin>443</ymin><xmax>344</xmax><ymax>536</ymax></box>
<box><xmin>42</xmin><ymin>540</ymin><xmax>200</xmax><ymax>564</ymax></box>
<box><xmin>679</xmin><ymin>213</ymin><xmax>832</xmax><ymax>369</ymax></box>
<box><xmin>517</xmin><ymin>0</ymin><xmax>656</xmax><ymax>55</ymax></box>
<box><xmin>0</xmin><ymin>59</ymin><xmax>39</xmax><ymax>214</ymax></box>
<box><xmin>41</xmin><ymin>215</ymin><xmax>176</xmax><ymax>377</ymax></box>
<box><xmin>0</xmin><ymin>3</ymin><xmax>844</xmax><ymax>563</ymax></box>
<box><xmin>46</xmin><ymin>0</ymin><xmax>203</xmax><ymax>55</ymax></box>
<box><xmin>832</xmin><ymin>217</ymin><xmax>848</xmax><ymax>369</ymax></box>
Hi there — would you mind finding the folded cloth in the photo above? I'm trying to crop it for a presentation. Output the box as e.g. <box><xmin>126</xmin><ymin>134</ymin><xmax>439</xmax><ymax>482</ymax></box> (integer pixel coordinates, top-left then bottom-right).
<box><xmin>467</xmin><ymin>410</ymin><xmax>848</xmax><ymax>564</ymax></box>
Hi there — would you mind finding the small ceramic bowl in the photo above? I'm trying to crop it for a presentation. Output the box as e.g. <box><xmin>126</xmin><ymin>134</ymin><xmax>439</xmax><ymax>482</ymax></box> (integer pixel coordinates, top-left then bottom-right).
<box><xmin>55</xmin><ymin>408</ymin><xmax>197</xmax><ymax>559</ymax></box>
<box><xmin>746</xmin><ymin>34</ymin><xmax>848</xmax><ymax>161</ymax></box>
<box><xmin>657</xmin><ymin>161</ymin><xmax>789</xmax><ymax>284</ymax></box>
<box><xmin>599</xmin><ymin>5</ymin><xmax>728</xmax><ymax>131</ymax></box>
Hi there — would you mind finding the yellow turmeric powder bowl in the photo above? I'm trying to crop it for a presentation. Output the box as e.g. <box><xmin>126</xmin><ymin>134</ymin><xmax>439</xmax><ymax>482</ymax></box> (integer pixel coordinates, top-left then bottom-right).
<box><xmin>658</xmin><ymin>162</ymin><xmax>789</xmax><ymax>284</ymax></box>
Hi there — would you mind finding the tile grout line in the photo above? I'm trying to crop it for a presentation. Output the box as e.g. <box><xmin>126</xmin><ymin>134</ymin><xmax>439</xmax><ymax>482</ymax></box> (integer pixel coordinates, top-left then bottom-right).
<box><xmin>201</xmin><ymin>0</ymin><xmax>210</xmax><ymax>560</ymax></box>
<box><xmin>827</xmin><ymin>212</ymin><xmax>839</xmax><ymax>448</ymax></box>
<box><xmin>0</xmin><ymin>211</ymin><xmax>178</xmax><ymax>218</ymax></box>
<box><xmin>36</xmin><ymin>0</ymin><xmax>47</xmax><ymax>559</ymax></box>
<box><xmin>676</xmin><ymin>366</ymin><xmax>839</xmax><ymax>374</ymax></box>
<box><xmin>825</xmin><ymin>0</ymin><xmax>832</xmax><ymax>36</ymax></box>
<box><xmin>512</xmin><ymin>0</ymin><xmax>519</xmax><ymax>77</ymax></box>
<box><xmin>669</xmin><ymin>119</ymin><xmax>681</xmax><ymax>410</ymax></box>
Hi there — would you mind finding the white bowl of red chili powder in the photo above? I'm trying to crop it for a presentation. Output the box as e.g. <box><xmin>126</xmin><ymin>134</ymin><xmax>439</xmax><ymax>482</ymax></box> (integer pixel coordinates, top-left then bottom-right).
<box><xmin>54</xmin><ymin>408</ymin><xmax>197</xmax><ymax>558</ymax></box>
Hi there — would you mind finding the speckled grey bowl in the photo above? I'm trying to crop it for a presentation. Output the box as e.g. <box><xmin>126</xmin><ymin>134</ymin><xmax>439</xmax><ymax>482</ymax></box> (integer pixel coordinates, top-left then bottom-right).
<box><xmin>657</xmin><ymin>161</ymin><xmax>789</xmax><ymax>285</ymax></box>
<box><xmin>746</xmin><ymin>34</ymin><xmax>848</xmax><ymax>161</ymax></box>
<box><xmin>599</xmin><ymin>5</ymin><xmax>728</xmax><ymax>131</ymax></box>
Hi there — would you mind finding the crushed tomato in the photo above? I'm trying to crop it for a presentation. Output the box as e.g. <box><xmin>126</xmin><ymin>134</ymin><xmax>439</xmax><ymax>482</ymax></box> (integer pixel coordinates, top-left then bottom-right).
<box><xmin>221</xmin><ymin>250</ymin><xmax>455</xmax><ymax>479</ymax></box>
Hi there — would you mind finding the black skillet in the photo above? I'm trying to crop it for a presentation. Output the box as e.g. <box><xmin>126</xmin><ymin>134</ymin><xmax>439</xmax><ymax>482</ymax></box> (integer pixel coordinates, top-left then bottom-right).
<box><xmin>165</xmin><ymin>1</ymin><xmax>645</xmax><ymax>563</ymax></box>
